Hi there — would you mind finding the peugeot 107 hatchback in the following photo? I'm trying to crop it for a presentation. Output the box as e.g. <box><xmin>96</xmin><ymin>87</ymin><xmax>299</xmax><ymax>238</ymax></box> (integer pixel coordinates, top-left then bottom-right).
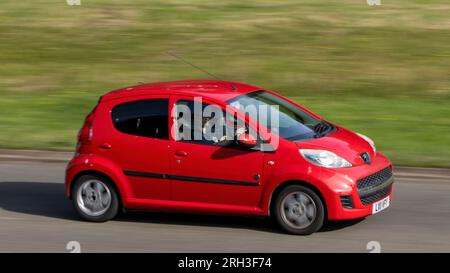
<box><xmin>65</xmin><ymin>80</ymin><xmax>394</xmax><ymax>235</ymax></box>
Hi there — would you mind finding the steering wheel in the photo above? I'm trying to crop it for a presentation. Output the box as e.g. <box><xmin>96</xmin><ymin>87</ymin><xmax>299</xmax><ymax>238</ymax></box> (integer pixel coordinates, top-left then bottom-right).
<box><xmin>202</xmin><ymin>117</ymin><xmax>234</xmax><ymax>146</ymax></box>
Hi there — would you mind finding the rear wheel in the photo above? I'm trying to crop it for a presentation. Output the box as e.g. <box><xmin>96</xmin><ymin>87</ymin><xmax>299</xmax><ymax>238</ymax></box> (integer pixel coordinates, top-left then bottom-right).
<box><xmin>273</xmin><ymin>185</ymin><xmax>325</xmax><ymax>235</ymax></box>
<box><xmin>72</xmin><ymin>174</ymin><xmax>119</xmax><ymax>222</ymax></box>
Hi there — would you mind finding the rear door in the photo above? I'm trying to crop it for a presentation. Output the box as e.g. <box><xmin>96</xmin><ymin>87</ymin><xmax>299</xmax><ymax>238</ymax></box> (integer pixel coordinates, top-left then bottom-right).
<box><xmin>104</xmin><ymin>96</ymin><xmax>171</xmax><ymax>201</ymax></box>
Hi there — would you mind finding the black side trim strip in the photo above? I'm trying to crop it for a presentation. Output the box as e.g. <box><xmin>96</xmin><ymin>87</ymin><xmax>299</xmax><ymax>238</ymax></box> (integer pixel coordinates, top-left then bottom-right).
<box><xmin>167</xmin><ymin>174</ymin><xmax>260</xmax><ymax>186</ymax></box>
<box><xmin>123</xmin><ymin>170</ymin><xmax>165</xmax><ymax>179</ymax></box>
<box><xmin>123</xmin><ymin>170</ymin><xmax>259</xmax><ymax>187</ymax></box>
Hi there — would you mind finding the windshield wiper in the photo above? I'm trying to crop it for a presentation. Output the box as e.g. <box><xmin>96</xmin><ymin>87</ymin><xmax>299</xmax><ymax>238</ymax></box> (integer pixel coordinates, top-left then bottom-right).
<box><xmin>313</xmin><ymin>120</ymin><xmax>332</xmax><ymax>138</ymax></box>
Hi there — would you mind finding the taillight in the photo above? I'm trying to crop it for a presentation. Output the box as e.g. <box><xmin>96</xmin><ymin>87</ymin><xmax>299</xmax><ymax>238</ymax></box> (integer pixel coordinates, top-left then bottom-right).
<box><xmin>78</xmin><ymin>108</ymin><xmax>96</xmax><ymax>145</ymax></box>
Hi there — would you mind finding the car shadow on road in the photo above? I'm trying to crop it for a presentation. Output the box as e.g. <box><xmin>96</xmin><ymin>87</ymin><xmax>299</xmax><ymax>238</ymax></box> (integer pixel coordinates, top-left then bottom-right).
<box><xmin>118</xmin><ymin>211</ymin><xmax>280</xmax><ymax>233</ymax></box>
<box><xmin>0</xmin><ymin>181</ymin><xmax>364</xmax><ymax>234</ymax></box>
<box><xmin>320</xmin><ymin>218</ymin><xmax>366</xmax><ymax>232</ymax></box>
<box><xmin>0</xmin><ymin>181</ymin><xmax>77</xmax><ymax>220</ymax></box>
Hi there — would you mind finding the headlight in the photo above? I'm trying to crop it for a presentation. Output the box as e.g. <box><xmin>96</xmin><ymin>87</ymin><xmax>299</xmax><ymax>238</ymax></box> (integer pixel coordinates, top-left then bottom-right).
<box><xmin>299</xmin><ymin>149</ymin><xmax>352</xmax><ymax>168</ymax></box>
<box><xmin>357</xmin><ymin>133</ymin><xmax>376</xmax><ymax>152</ymax></box>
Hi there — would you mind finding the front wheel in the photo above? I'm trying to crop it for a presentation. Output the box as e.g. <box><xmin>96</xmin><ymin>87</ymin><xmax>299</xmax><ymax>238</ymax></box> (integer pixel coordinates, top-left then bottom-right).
<box><xmin>273</xmin><ymin>185</ymin><xmax>325</xmax><ymax>235</ymax></box>
<box><xmin>72</xmin><ymin>174</ymin><xmax>119</xmax><ymax>222</ymax></box>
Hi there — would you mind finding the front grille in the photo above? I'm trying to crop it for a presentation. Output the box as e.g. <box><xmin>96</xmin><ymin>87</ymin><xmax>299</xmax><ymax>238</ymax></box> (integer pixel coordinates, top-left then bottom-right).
<box><xmin>360</xmin><ymin>184</ymin><xmax>392</xmax><ymax>205</ymax></box>
<box><xmin>357</xmin><ymin>166</ymin><xmax>394</xmax><ymax>205</ymax></box>
<box><xmin>340</xmin><ymin>195</ymin><xmax>354</xmax><ymax>209</ymax></box>
<box><xmin>357</xmin><ymin>167</ymin><xmax>392</xmax><ymax>190</ymax></box>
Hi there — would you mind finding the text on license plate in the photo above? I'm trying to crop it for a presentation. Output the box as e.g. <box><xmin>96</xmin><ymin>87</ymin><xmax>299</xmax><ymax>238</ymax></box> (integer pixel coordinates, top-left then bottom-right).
<box><xmin>372</xmin><ymin>196</ymin><xmax>390</xmax><ymax>214</ymax></box>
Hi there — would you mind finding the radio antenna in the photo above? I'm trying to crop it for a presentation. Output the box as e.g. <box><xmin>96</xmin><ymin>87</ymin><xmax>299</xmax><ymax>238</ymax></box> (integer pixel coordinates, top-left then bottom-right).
<box><xmin>166</xmin><ymin>51</ymin><xmax>237</xmax><ymax>90</ymax></box>
<box><xmin>166</xmin><ymin>51</ymin><xmax>222</xmax><ymax>80</ymax></box>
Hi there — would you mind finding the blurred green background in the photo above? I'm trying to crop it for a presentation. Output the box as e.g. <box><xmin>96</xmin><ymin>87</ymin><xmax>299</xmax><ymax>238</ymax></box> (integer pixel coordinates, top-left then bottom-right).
<box><xmin>0</xmin><ymin>0</ymin><xmax>449</xmax><ymax>167</ymax></box>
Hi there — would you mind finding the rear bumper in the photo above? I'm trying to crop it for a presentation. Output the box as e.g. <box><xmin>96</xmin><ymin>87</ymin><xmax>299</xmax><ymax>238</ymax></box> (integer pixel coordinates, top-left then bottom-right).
<box><xmin>64</xmin><ymin>153</ymin><xmax>81</xmax><ymax>198</ymax></box>
<box><xmin>321</xmin><ymin>152</ymin><xmax>394</xmax><ymax>220</ymax></box>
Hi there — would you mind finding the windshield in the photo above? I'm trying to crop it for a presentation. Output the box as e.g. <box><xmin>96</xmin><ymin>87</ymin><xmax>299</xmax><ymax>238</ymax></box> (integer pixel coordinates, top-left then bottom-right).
<box><xmin>227</xmin><ymin>91</ymin><xmax>334</xmax><ymax>141</ymax></box>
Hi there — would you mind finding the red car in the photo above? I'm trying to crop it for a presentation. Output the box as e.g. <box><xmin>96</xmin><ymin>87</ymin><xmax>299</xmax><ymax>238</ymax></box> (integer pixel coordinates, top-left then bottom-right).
<box><xmin>65</xmin><ymin>80</ymin><xmax>394</xmax><ymax>235</ymax></box>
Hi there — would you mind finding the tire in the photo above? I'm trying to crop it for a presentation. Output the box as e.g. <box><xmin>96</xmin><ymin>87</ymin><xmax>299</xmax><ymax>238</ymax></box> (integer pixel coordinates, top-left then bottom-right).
<box><xmin>273</xmin><ymin>185</ymin><xmax>325</xmax><ymax>235</ymax></box>
<box><xmin>72</xmin><ymin>174</ymin><xmax>119</xmax><ymax>222</ymax></box>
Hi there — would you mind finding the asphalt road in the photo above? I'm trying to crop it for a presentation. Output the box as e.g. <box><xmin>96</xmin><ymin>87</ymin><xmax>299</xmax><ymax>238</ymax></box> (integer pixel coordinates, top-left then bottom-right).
<box><xmin>0</xmin><ymin>161</ymin><xmax>449</xmax><ymax>253</ymax></box>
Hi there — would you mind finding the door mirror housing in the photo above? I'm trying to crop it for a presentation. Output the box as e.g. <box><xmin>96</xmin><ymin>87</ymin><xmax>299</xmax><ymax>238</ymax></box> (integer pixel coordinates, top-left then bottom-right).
<box><xmin>237</xmin><ymin>133</ymin><xmax>257</xmax><ymax>148</ymax></box>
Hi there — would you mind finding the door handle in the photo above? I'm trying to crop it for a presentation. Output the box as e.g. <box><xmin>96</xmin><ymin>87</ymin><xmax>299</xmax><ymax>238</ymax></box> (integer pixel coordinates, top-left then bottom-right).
<box><xmin>175</xmin><ymin>150</ymin><xmax>188</xmax><ymax>157</ymax></box>
<box><xmin>99</xmin><ymin>143</ymin><xmax>111</xmax><ymax>150</ymax></box>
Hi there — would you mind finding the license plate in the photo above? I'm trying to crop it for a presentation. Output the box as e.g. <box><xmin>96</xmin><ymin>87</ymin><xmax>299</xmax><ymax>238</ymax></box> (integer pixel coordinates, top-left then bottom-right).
<box><xmin>372</xmin><ymin>196</ymin><xmax>390</xmax><ymax>214</ymax></box>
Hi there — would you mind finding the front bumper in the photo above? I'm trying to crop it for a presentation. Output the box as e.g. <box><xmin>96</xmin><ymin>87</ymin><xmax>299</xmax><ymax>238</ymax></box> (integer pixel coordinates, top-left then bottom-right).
<box><xmin>320</xmin><ymin>152</ymin><xmax>394</xmax><ymax>220</ymax></box>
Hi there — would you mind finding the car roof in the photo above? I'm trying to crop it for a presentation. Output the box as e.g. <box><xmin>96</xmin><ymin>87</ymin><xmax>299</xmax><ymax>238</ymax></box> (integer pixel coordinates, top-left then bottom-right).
<box><xmin>101</xmin><ymin>80</ymin><xmax>261</xmax><ymax>103</ymax></box>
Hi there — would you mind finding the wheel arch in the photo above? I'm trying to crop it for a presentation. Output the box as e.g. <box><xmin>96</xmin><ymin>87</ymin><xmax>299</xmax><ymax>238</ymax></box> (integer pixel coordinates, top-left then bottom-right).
<box><xmin>268</xmin><ymin>180</ymin><xmax>328</xmax><ymax>219</ymax></box>
<box><xmin>69</xmin><ymin>170</ymin><xmax>123</xmax><ymax>209</ymax></box>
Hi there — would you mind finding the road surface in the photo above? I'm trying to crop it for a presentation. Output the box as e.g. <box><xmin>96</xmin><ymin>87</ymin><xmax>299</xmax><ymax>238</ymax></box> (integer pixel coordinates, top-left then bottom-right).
<box><xmin>0</xmin><ymin>161</ymin><xmax>449</xmax><ymax>252</ymax></box>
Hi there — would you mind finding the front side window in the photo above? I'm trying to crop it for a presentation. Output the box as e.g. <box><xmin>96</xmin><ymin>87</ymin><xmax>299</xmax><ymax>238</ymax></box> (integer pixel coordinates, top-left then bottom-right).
<box><xmin>227</xmin><ymin>91</ymin><xmax>334</xmax><ymax>141</ymax></box>
<box><xmin>174</xmin><ymin>100</ymin><xmax>229</xmax><ymax>146</ymax></box>
<box><xmin>174</xmin><ymin>99</ymin><xmax>260</xmax><ymax>149</ymax></box>
<box><xmin>111</xmin><ymin>99</ymin><xmax>169</xmax><ymax>140</ymax></box>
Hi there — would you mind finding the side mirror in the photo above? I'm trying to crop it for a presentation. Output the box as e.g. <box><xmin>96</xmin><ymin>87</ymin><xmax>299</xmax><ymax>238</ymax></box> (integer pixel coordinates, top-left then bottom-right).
<box><xmin>237</xmin><ymin>133</ymin><xmax>257</xmax><ymax>148</ymax></box>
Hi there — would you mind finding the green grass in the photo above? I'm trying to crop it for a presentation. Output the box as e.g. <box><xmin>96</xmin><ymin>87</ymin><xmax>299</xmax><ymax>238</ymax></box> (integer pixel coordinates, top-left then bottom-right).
<box><xmin>0</xmin><ymin>0</ymin><xmax>449</xmax><ymax>167</ymax></box>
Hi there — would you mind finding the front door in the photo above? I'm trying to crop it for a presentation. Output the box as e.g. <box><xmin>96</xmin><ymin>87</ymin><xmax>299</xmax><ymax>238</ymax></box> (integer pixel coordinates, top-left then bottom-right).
<box><xmin>168</xmin><ymin>96</ymin><xmax>264</xmax><ymax>207</ymax></box>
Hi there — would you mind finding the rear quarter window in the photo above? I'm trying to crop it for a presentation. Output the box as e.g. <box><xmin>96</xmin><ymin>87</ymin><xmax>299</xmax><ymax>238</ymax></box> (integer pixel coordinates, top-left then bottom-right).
<box><xmin>111</xmin><ymin>99</ymin><xmax>169</xmax><ymax>140</ymax></box>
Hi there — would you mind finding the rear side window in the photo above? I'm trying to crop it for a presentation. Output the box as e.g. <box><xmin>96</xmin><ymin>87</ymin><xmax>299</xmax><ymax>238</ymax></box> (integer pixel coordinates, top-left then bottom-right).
<box><xmin>111</xmin><ymin>99</ymin><xmax>169</xmax><ymax>140</ymax></box>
